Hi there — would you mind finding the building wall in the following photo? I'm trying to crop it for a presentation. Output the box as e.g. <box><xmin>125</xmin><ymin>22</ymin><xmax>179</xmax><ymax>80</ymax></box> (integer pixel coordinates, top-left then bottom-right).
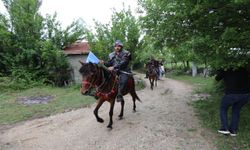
<box><xmin>67</xmin><ymin>55</ymin><xmax>87</xmax><ymax>83</ymax></box>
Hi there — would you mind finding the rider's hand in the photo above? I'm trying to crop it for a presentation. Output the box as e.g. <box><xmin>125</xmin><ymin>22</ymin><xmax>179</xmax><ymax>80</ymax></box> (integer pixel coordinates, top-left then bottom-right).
<box><xmin>99</xmin><ymin>60</ymin><xmax>104</xmax><ymax>64</ymax></box>
<box><xmin>108</xmin><ymin>66</ymin><xmax>114</xmax><ymax>71</ymax></box>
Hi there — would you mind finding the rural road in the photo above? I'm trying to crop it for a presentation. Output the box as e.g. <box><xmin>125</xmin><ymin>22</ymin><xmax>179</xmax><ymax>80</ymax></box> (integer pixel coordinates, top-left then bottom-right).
<box><xmin>0</xmin><ymin>74</ymin><xmax>216</xmax><ymax>150</ymax></box>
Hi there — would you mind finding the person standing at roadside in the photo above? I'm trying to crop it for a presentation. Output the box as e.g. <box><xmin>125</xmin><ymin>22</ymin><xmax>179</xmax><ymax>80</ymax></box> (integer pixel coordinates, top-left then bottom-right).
<box><xmin>216</xmin><ymin>67</ymin><xmax>250</xmax><ymax>136</ymax></box>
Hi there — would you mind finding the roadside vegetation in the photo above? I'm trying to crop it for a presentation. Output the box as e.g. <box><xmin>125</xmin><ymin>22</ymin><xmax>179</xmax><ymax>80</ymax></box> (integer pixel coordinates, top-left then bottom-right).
<box><xmin>0</xmin><ymin>79</ymin><xmax>95</xmax><ymax>125</ymax></box>
<box><xmin>0</xmin><ymin>76</ymin><xmax>145</xmax><ymax>125</ymax></box>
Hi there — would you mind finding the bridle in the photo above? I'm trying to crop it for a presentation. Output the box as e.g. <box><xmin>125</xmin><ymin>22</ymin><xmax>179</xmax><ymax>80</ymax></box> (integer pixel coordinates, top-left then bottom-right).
<box><xmin>81</xmin><ymin>65</ymin><xmax>113</xmax><ymax>93</ymax></box>
<box><xmin>80</xmin><ymin>64</ymin><xmax>120</xmax><ymax>100</ymax></box>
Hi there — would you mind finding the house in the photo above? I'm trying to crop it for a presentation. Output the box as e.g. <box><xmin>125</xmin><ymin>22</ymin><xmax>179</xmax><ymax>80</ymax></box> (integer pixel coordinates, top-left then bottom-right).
<box><xmin>64</xmin><ymin>41</ymin><xmax>89</xmax><ymax>83</ymax></box>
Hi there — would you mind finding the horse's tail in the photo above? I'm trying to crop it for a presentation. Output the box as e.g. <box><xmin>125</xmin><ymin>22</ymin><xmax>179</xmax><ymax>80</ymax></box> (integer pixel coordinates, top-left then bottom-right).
<box><xmin>130</xmin><ymin>90</ymin><xmax>141</xmax><ymax>103</ymax></box>
<box><xmin>129</xmin><ymin>76</ymin><xmax>142</xmax><ymax>102</ymax></box>
<box><xmin>134</xmin><ymin>92</ymin><xmax>142</xmax><ymax>102</ymax></box>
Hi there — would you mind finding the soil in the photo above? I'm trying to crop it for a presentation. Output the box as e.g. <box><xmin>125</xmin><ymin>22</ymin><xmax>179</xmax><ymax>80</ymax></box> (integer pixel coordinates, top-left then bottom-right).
<box><xmin>0</xmin><ymin>74</ymin><xmax>216</xmax><ymax>150</ymax></box>
<box><xmin>16</xmin><ymin>95</ymin><xmax>55</xmax><ymax>105</ymax></box>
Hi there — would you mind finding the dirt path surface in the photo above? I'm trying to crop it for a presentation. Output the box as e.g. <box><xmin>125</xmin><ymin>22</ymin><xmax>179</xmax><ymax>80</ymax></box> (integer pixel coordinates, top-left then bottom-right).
<box><xmin>0</xmin><ymin>75</ymin><xmax>216</xmax><ymax>150</ymax></box>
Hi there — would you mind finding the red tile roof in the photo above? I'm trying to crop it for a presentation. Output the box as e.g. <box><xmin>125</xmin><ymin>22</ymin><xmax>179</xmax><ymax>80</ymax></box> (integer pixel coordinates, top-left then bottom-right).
<box><xmin>64</xmin><ymin>42</ymin><xmax>90</xmax><ymax>55</ymax></box>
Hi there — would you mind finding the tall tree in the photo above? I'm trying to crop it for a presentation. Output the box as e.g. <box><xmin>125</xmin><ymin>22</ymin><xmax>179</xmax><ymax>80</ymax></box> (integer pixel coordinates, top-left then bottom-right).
<box><xmin>1</xmin><ymin>0</ymin><xmax>87</xmax><ymax>85</ymax></box>
<box><xmin>0</xmin><ymin>14</ymin><xmax>11</xmax><ymax>74</ymax></box>
<box><xmin>111</xmin><ymin>7</ymin><xmax>140</xmax><ymax>64</ymax></box>
<box><xmin>3</xmin><ymin>0</ymin><xmax>44</xmax><ymax>70</ymax></box>
<box><xmin>139</xmin><ymin>0</ymin><xmax>250</xmax><ymax>69</ymax></box>
<box><xmin>86</xmin><ymin>6</ymin><xmax>141</xmax><ymax>66</ymax></box>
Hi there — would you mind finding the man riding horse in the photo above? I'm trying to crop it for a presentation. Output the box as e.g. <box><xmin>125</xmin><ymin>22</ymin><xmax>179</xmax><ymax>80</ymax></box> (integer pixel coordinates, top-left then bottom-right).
<box><xmin>145</xmin><ymin>58</ymin><xmax>160</xmax><ymax>79</ymax></box>
<box><xmin>101</xmin><ymin>40</ymin><xmax>131</xmax><ymax>102</ymax></box>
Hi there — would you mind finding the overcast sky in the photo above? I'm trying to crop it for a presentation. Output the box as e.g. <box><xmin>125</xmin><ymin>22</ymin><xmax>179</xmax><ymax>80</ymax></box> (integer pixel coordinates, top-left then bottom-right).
<box><xmin>0</xmin><ymin>0</ymin><xmax>139</xmax><ymax>28</ymax></box>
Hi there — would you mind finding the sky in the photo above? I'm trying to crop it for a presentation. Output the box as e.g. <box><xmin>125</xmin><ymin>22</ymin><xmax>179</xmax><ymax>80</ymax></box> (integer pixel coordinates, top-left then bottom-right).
<box><xmin>0</xmin><ymin>0</ymin><xmax>139</xmax><ymax>29</ymax></box>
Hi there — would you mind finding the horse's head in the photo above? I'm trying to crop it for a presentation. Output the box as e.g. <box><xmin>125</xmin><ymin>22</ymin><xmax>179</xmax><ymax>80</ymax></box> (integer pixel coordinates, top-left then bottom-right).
<box><xmin>148</xmin><ymin>63</ymin><xmax>155</xmax><ymax>73</ymax></box>
<box><xmin>79</xmin><ymin>61</ymin><xmax>99</xmax><ymax>95</ymax></box>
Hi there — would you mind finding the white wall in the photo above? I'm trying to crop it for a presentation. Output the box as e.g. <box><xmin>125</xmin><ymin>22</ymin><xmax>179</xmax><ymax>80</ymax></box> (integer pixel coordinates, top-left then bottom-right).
<box><xmin>67</xmin><ymin>55</ymin><xmax>87</xmax><ymax>83</ymax></box>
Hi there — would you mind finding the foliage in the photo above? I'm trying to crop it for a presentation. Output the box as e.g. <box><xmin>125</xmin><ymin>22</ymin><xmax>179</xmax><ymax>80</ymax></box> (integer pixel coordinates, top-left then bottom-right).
<box><xmin>0</xmin><ymin>13</ymin><xmax>10</xmax><ymax>71</ymax></box>
<box><xmin>110</xmin><ymin>8</ymin><xmax>140</xmax><ymax>64</ymax></box>
<box><xmin>0</xmin><ymin>77</ymin><xmax>145</xmax><ymax>125</ymax></box>
<box><xmin>0</xmin><ymin>85</ymin><xmax>95</xmax><ymax>125</ymax></box>
<box><xmin>86</xmin><ymin>22</ymin><xmax>112</xmax><ymax>60</ymax></box>
<box><xmin>86</xmin><ymin>6</ymin><xmax>141</xmax><ymax>66</ymax></box>
<box><xmin>0</xmin><ymin>76</ymin><xmax>42</xmax><ymax>92</ymax></box>
<box><xmin>135</xmin><ymin>35</ymin><xmax>154</xmax><ymax>63</ymax></box>
<box><xmin>0</xmin><ymin>0</ymin><xmax>86</xmax><ymax>86</ymax></box>
<box><xmin>139</xmin><ymin>0</ymin><xmax>250</xmax><ymax>69</ymax></box>
<box><xmin>43</xmin><ymin>13</ymin><xmax>86</xmax><ymax>48</ymax></box>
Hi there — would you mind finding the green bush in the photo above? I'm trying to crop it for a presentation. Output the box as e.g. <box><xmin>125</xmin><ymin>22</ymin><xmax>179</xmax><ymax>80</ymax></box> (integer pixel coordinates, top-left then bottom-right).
<box><xmin>0</xmin><ymin>76</ymin><xmax>42</xmax><ymax>92</ymax></box>
<box><xmin>171</xmin><ymin>68</ymin><xmax>186</xmax><ymax>76</ymax></box>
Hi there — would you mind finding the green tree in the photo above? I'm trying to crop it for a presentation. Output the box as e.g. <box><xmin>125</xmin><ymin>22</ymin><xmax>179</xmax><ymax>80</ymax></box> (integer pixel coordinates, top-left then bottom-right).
<box><xmin>2</xmin><ymin>0</ymin><xmax>43</xmax><ymax>72</ymax></box>
<box><xmin>86</xmin><ymin>6</ymin><xmax>141</xmax><ymax>66</ymax></box>
<box><xmin>86</xmin><ymin>22</ymin><xmax>113</xmax><ymax>60</ymax></box>
<box><xmin>0</xmin><ymin>14</ymin><xmax>11</xmax><ymax>74</ymax></box>
<box><xmin>110</xmin><ymin>7</ymin><xmax>140</xmax><ymax>65</ymax></box>
<box><xmin>43</xmin><ymin>14</ymin><xmax>86</xmax><ymax>49</ymax></box>
<box><xmin>1</xmin><ymin>0</ymin><xmax>87</xmax><ymax>86</ymax></box>
<box><xmin>139</xmin><ymin>0</ymin><xmax>250</xmax><ymax>69</ymax></box>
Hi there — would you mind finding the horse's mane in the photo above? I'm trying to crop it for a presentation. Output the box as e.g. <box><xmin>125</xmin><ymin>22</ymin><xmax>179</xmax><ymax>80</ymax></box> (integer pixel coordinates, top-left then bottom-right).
<box><xmin>79</xmin><ymin>63</ymin><xmax>112</xmax><ymax>79</ymax></box>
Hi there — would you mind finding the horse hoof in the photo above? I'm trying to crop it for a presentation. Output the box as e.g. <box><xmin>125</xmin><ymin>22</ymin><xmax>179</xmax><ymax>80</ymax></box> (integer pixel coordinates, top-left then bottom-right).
<box><xmin>97</xmin><ymin>118</ymin><xmax>104</xmax><ymax>123</ymax></box>
<box><xmin>118</xmin><ymin>116</ymin><xmax>123</xmax><ymax>120</ymax></box>
<box><xmin>107</xmin><ymin>125</ymin><xmax>113</xmax><ymax>129</ymax></box>
<box><xmin>118</xmin><ymin>115</ymin><xmax>123</xmax><ymax>119</ymax></box>
<box><xmin>133</xmin><ymin>110</ymin><xmax>136</xmax><ymax>113</ymax></box>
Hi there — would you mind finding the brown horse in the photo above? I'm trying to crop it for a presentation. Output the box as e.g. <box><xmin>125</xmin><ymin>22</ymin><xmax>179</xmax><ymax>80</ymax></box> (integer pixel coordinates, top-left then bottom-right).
<box><xmin>147</xmin><ymin>63</ymin><xmax>158</xmax><ymax>90</ymax></box>
<box><xmin>79</xmin><ymin>62</ymin><xmax>141</xmax><ymax>129</ymax></box>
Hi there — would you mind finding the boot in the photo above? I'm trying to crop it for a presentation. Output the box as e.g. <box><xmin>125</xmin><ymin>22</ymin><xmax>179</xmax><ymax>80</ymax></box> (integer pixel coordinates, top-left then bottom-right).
<box><xmin>116</xmin><ymin>94</ymin><xmax>124</xmax><ymax>102</ymax></box>
<box><xmin>145</xmin><ymin>72</ymin><xmax>149</xmax><ymax>78</ymax></box>
<box><xmin>116</xmin><ymin>87</ymin><xmax>124</xmax><ymax>102</ymax></box>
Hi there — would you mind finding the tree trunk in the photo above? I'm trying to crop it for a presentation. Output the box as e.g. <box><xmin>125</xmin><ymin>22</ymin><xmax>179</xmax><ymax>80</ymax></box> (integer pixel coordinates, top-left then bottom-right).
<box><xmin>186</xmin><ymin>61</ymin><xmax>189</xmax><ymax>68</ymax></box>
<box><xmin>191</xmin><ymin>62</ymin><xmax>197</xmax><ymax>77</ymax></box>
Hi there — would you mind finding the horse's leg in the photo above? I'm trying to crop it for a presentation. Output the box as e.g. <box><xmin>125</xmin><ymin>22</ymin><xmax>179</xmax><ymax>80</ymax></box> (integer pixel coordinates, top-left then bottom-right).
<box><xmin>155</xmin><ymin>76</ymin><xmax>157</xmax><ymax>87</ymax></box>
<box><xmin>93</xmin><ymin>99</ymin><xmax>105</xmax><ymax>123</ymax></box>
<box><xmin>107</xmin><ymin>99</ymin><xmax>115</xmax><ymax>129</ymax></box>
<box><xmin>149</xmin><ymin>78</ymin><xmax>153</xmax><ymax>90</ymax></box>
<box><xmin>130</xmin><ymin>92</ymin><xmax>137</xmax><ymax>112</ymax></box>
<box><xmin>152</xmin><ymin>78</ymin><xmax>154</xmax><ymax>90</ymax></box>
<box><xmin>118</xmin><ymin>99</ymin><xmax>125</xmax><ymax>119</ymax></box>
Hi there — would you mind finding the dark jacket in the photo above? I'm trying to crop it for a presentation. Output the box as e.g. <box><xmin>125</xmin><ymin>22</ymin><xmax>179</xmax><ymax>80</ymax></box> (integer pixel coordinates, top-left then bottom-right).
<box><xmin>215</xmin><ymin>68</ymin><xmax>250</xmax><ymax>94</ymax></box>
<box><xmin>104</xmin><ymin>50</ymin><xmax>131</xmax><ymax>72</ymax></box>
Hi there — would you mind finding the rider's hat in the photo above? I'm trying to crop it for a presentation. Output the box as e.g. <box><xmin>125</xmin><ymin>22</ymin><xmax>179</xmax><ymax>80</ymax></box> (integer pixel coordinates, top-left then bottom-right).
<box><xmin>114</xmin><ymin>40</ymin><xmax>123</xmax><ymax>48</ymax></box>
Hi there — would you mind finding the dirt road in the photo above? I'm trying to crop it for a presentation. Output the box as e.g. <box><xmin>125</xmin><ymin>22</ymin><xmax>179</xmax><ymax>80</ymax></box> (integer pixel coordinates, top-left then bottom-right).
<box><xmin>0</xmin><ymin>75</ymin><xmax>216</xmax><ymax>150</ymax></box>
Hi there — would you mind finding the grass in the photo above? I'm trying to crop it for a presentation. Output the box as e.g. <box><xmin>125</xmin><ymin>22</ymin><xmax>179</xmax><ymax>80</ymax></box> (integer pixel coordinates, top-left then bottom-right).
<box><xmin>0</xmin><ymin>85</ymin><xmax>95</xmax><ymax>125</ymax></box>
<box><xmin>170</xmin><ymin>75</ymin><xmax>216</xmax><ymax>93</ymax></box>
<box><xmin>171</xmin><ymin>74</ymin><xmax>250</xmax><ymax>150</ymax></box>
<box><xmin>0</xmin><ymin>76</ymin><xmax>146</xmax><ymax>126</ymax></box>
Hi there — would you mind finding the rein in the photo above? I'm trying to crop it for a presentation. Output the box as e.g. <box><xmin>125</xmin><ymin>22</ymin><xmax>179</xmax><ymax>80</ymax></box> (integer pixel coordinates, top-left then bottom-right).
<box><xmin>96</xmin><ymin>75</ymin><xmax>118</xmax><ymax>100</ymax></box>
<box><xmin>82</xmin><ymin>64</ymin><xmax>118</xmax><ymax>100</ymax></box>
<box><xmin>95</xmin><ymin>65</ymin><xmax>119</xmax><ymax>100</ymax></box>
<box><xmin>96</xmin><ymin>67</ymin><xmax>111</xmax><ymax>90</ymax></box>
<box><xmin>96</xmin><ymin>67</ymin><xmax>117</xmax><ymax>92</ymax></box>
<box><xmin>82</xmin><ymin>71</ymin><xmax>98</xmax><ymax>89</ymax></box>
<box><xmin>82</xmin><ymin>64</ymin><xmax>108</xmax><ymax>89</ymax></box>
